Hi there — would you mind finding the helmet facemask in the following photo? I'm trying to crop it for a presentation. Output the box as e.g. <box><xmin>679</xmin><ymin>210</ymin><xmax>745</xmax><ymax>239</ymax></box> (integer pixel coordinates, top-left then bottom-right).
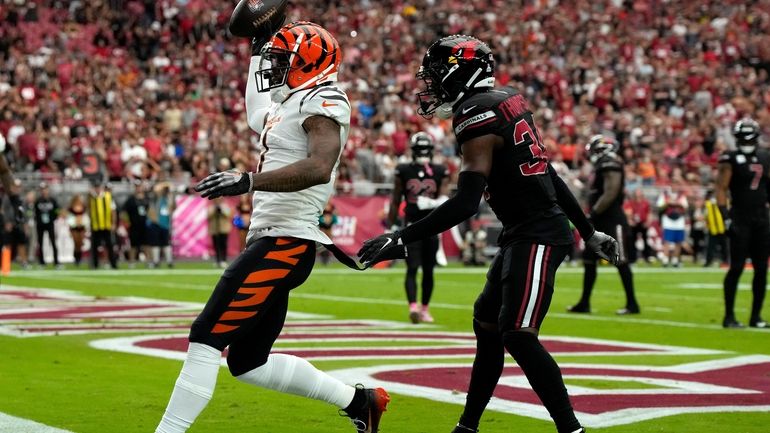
<box><xmin>257</xmin><ymin>45</ymin><xmax>292</xmax><ymax>90</ymax></box>
<box><xmin>416</xmin><ymin>65</ymin><xmax>447</xmax><ymax>119</ymax></box>
<box><xmin>734</xmin><ymin>119</ymin><xmax>760</xmax><ymax>155</ymax></box>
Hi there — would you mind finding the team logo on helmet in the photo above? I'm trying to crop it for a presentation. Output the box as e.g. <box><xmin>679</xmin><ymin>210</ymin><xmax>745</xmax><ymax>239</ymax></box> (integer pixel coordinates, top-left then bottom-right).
<box><xmin>416</xmin><ymin>35</ymin><xmax>495</xmax><ymax>119</ymax></box>
<box><xmin>256</xmin><ymin>21</ymin><xmax>342</xmax><ymax>102</ymax></box>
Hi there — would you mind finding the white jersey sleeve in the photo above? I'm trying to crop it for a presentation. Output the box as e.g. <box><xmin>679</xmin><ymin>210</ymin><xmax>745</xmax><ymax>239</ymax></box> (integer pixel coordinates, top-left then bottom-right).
<box><xmin>297</xmin><ymin>85</ymin><xmax>351</xmax><ymax>129</ymax></box>
<box><xmin>245</xmin><ymin>56</ymin><xmax>272</xmax><ymax>134</ymax></box>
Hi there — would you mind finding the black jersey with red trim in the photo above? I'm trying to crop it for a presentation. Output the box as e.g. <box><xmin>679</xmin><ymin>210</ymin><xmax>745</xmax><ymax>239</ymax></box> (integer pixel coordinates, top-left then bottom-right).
<box><xmin>452</xmin><ymin>87</ymin><xmax>573</xmax><ymax>246</ymax></box>
<box><xmin>588</xmin><ymin>153</ymin><xmax>626</xmax><ymax>221</ymax></box>
<box><xmin>719</xmin><ymin>149</ymin><xmax>770</xmax><ymax>214</ymax></box>
<box><xmin>396</xmin><ymin>162</ymin><xmax>448</xmax><ymax>223</ymax></box>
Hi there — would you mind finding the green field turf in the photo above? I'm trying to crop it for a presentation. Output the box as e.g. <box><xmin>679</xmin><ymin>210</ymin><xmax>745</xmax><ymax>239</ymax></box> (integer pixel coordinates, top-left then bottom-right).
<box><xmin>0</xmin><ymin>262</ymin><xmax>769</xmax><ymax>433</ymax></box>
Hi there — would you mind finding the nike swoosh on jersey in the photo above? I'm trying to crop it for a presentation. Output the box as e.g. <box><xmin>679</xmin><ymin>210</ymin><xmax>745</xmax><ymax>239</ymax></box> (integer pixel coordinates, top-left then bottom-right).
<box><xmin>322</xmin><ymin>100</ymin><xmax>339</xmax><ymax>107</ymax></box>
<box><xmin>461</xmin><ymin>105</ymin><xmax>477</xmax><ymax>114</ymax></box>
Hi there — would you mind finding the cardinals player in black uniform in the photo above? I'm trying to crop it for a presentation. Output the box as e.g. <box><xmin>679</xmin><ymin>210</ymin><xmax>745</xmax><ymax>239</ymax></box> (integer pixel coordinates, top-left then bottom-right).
<box><xmin>388</xmin><ymin>132</ymin><xmax>449</xmax><ymax>323</ymax></box>
<box><xmin>567</xmin><ymin>135</ymin><xmax>640</xmax><ymax>315</ymax></box>
<box><xmin>716</xmin><ymin>118</ymin><xmax>769</xmax><ymax>329</ymax></box>
<box><xmin>359</xmin><ymin>35</ymin><xmax>619</xmax><ymax>433</ymax></box>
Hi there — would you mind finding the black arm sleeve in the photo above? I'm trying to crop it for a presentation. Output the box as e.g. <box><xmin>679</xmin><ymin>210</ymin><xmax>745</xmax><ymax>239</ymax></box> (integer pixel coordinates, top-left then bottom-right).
<box><xmin>548</xmin><ymin>165</ymin><xmax>594</xmax><ymax>240</ymax></box>
<box><xmin>400</xmin><ymin>171</ymin><xmax>486</xmax><ymax>244</ymax></box>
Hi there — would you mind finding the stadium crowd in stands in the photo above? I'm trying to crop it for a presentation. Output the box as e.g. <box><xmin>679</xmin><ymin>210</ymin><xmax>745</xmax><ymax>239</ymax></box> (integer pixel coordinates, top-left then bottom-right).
<box><xmin>0</xmin><ymin>0</ymin><xmax>769</xmax><ymax>264</ymax></box>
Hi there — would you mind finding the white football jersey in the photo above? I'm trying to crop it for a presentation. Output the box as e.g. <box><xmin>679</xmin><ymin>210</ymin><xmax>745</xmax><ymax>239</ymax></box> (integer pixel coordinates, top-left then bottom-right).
<box><xmin>245</xmin><ymin>67</ymin><xmax>350</xmax><ymax>245</ymax></box>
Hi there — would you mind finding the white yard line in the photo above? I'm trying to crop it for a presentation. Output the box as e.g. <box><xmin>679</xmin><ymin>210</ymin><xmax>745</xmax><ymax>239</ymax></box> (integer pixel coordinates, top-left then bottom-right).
<box><xmin>0</xmin><ymin>412</ymin><xmax>75</xmax><ymax>433</ymax></box>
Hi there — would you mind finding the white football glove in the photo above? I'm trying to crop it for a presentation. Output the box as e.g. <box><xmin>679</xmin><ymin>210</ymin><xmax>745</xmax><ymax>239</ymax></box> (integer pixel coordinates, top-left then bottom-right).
<box><xmin>585</xmin><ymin>230</ymin><xmax>620</xmax><ymax>265</ymax></box>
<box><xmin>416</xmin><ymin>195</ymin><xmax>448</xmax><ymax>210</ymax></box>
<box><xmin>0</xmin><ymin>132</ymin><xmax>6</xmax><ymax>153</ymax></box>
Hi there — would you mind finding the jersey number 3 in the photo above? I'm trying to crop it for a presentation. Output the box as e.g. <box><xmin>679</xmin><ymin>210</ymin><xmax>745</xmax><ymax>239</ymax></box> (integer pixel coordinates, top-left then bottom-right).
<box><xmin>514</xmin><ymin>118</ymin><xmax>548</xmax><ymax>176</ymax></box>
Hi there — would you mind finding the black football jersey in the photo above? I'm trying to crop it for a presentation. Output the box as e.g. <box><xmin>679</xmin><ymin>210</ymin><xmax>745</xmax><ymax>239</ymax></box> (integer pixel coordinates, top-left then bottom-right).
<box><xmin>452</xmin><ymin>87</ymin><xmax>572</xmax><ymax>246</ymax></box>
<box><xmin>396</xmin><ymin>162</ymin><xmax>448</xmax><ymax>223</ymax></box>
<box><xmin>588</xmin><ymin>153</ymin><xmax>627</xmax><ymax>221</ymax></box>
<box><xmin>719</xmin><ymin>149</ymin><xmax>770</xmax><ymax>216</ymax></box>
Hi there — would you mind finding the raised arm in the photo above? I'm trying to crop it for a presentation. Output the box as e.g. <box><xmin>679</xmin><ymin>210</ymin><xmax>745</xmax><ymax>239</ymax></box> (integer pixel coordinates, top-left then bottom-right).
<box><xmin>245</xmin><ymin>55</ymin><xmax>272</xmax><ymax>134</ymax></box>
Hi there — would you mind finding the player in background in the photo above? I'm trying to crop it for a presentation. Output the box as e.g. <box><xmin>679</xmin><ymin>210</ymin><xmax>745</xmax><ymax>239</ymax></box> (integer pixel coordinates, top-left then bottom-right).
<box><xmin>567</xmin><ymin>135</ymin><xmax>640</xmax><ymax>315</ymax></box>
<box><xmin>359</xmin><ymin>35</ymin><xmax>619</xmax><ymax>433</ymax></box>
<box><xmin>388</xmin><ymin>132</ymin><xmax>449</xmax><ymax>323</ymax></box>
<box><xmin>155</xmin><ymin>21</ymin><xmax>389</xmax><ymax>433</ymax></box>
<box><xmin>716</xmin><ymin>118</ymin><xmax>769</xmax><ymax>329</ymax></box>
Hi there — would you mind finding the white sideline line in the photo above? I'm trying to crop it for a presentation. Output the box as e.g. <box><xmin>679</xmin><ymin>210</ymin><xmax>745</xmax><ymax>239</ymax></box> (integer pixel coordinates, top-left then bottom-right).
<box><xmin>6</xmin><ymin>266</ymin><xmax>736</xmax><ymax>277</ymax></box>
<box><xmin>292</xmin><ymin>293</ymin><xmax>770</xmax><ymax>333</ymax></box>
<box><xmin>0</xmin><ymin>412</ymin><xmax>75</xmax><ymax>433</ymax></box>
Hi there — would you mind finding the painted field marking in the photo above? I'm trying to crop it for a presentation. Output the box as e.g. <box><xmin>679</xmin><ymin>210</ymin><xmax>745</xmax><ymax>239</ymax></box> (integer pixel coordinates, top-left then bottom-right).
<box><xmin>0</xmin><ymin>412</ymin><xmax>75</xmax><ymax>433</ymax></box>
<box><xmin>90</xmin><ymin>331</ymin><xmax>723</xmax><ymax>363</ymax></box>
<box><xmin>329</xmin><ymin>355</ymin><xmax>770</xmax><ymax>428</ymax></box>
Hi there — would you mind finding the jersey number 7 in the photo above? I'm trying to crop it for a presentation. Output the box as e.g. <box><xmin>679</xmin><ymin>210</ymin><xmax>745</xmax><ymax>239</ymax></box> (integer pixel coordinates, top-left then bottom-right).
<box><xmin>514</xmin><ymin>118</ymin><xmax>548</xmax><ymax>176</ymax></box>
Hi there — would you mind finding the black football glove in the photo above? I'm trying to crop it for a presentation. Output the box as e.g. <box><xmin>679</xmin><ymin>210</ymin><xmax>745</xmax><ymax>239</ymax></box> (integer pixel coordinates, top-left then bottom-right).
<box><xmin>9</xmin><ymin>194</ymin><xmax>24</xmax><ymax>225</ymax></box>
<box><xmin>585</xmin><ymin>230</ymin><xmax>620</xmax><ymax>266</ymax></box>
<box><xmin>357</xmin><ymin>231</ymin><xmax>408</xmax><ymax>268</ymax></box>
<box><xmin>194</xmin><ymin>169</ymin><xmax>253</xmax><ymax>200</ymax></box>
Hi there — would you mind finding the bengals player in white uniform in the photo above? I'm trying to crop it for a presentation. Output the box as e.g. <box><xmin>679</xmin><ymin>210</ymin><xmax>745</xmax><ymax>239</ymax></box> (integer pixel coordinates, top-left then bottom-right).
<box><xmin>156</xmin><ymin>22</ymin><xmax>389</xmax><ymax>433</ymax></box>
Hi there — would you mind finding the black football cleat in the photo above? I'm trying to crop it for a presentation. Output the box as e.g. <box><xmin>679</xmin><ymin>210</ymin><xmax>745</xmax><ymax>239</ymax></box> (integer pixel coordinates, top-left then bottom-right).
<box><xmin>343</xmin><ymin>385</ymin><xmax>390</xmax><ymax>433</ymax></box>
<box><xmin>451</xmin><ymin>424</ymin><xmax>478</xmax><ymax>433</ymax></box>
<box><xmin>616</xmin><ymin>306</ymin><xmax>640</xmax><ymax>315</ymax></box>
<box><xmin>749</xmin><ymin>318</ymin><xmax>768</xmax><ymax>329</ymax></box>
<box><xmin>723</xmin><ymin>318</ymin><xmax>745</xmax><ymax>329</ymax></box>
<box><xmin>567</xmin><ymin>303</ymin><xmax>591</xmax><ymax>313</ymax></box>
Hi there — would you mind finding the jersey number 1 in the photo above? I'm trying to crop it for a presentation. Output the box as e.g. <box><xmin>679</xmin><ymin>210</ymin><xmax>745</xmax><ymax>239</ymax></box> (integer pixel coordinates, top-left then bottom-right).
<box><xmin>514</xmin><ymin>118</ymin><xmax>548</xmax><ymax>176</ymax></box>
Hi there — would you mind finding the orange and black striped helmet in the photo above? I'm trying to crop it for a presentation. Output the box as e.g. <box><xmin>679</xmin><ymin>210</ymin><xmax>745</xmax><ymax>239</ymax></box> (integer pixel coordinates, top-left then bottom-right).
<box><xmin>257</xmin><ymin>21</ymin><xmax>342</xmax><ymax>97</ymax></box>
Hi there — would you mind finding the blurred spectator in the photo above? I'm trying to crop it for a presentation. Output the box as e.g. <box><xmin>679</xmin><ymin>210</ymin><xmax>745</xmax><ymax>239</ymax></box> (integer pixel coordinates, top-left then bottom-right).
<box><xmin>122</xmin><ymin>181</ymin><xmax>149</xmax><ymax>268</ymax></box>
<box><xmin>234</xmin><ymin>194</ymin><xmax>251</xmax><ymax>251</ymax></box>
<box><xmin>67</xmin><ymin>194</ymin><xmax>88</xmax><ymax>267</ymax></box>
<box><xmin>33</xmin><ymin>182</ymin><xmax>60</xmax><ymax>268</ymax></box>
<box><xmin>89</xmin><ymin>182</ymin><xmax>118</xmax><ymax>269</ymax></box>
<box><xmin>148</xmin><ymin>182</ymin><xmax>174</xmax><ymax>268</ymax></box>
<box><xmin>704</xmin><ymin>189</ymin><xmax>729</xmax><ymax>267</ymax></box>
<box><xmin>462</xmin><ymin>219</ymin><xmax>487</xmax><ymax>266</ymax></box>
<box><xmin>207</xmin><ymin>197</ymin><xmax>231</xmax><ymax>268</ymax></box>
<box><xmin>318</xmin><ymin>202</ymin><xmax>338</xmax><ymax>265</ymax></box>
<box><xmin>657</xmin><ymin>187</ymin><xmax>689</xmax><ymax>267</ymax></box>
<box><xmin>626</xmin><ymin>189</ymin><xmax>653</xmax><ymax>263</ymax></box>
<box><xmin>690</xmin><ymin>195</ymin><xmax>707</xmax><ymax>264</ymax></box>
<box><xmin>1</xmin><ymin>181</ymin><xmax>29</xmax><ymax>268</ymax></box>
<box><xmin>1</xmin><ymin>0</ymin><xmax>769</xmax><ymax>192</ymax></box>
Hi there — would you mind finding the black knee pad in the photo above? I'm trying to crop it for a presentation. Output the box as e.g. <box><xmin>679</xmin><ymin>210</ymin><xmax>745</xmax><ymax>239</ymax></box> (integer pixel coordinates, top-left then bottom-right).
<box><xmin>473</xmin><ymin>319</ymin><xmax>499</xmax><ymax>342</ymax></box>
<box><xmin>501</xmin><ymin>329</ymin><xmax>539</xmax><ymax>357</ymax></box>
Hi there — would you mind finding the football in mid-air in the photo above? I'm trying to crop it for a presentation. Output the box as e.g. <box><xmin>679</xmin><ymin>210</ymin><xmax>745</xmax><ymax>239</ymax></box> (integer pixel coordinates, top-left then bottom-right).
<box><xmin>228</xmin><ymin>0</ymin><xmax>288</xmax><ymax>38</ymax></box>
